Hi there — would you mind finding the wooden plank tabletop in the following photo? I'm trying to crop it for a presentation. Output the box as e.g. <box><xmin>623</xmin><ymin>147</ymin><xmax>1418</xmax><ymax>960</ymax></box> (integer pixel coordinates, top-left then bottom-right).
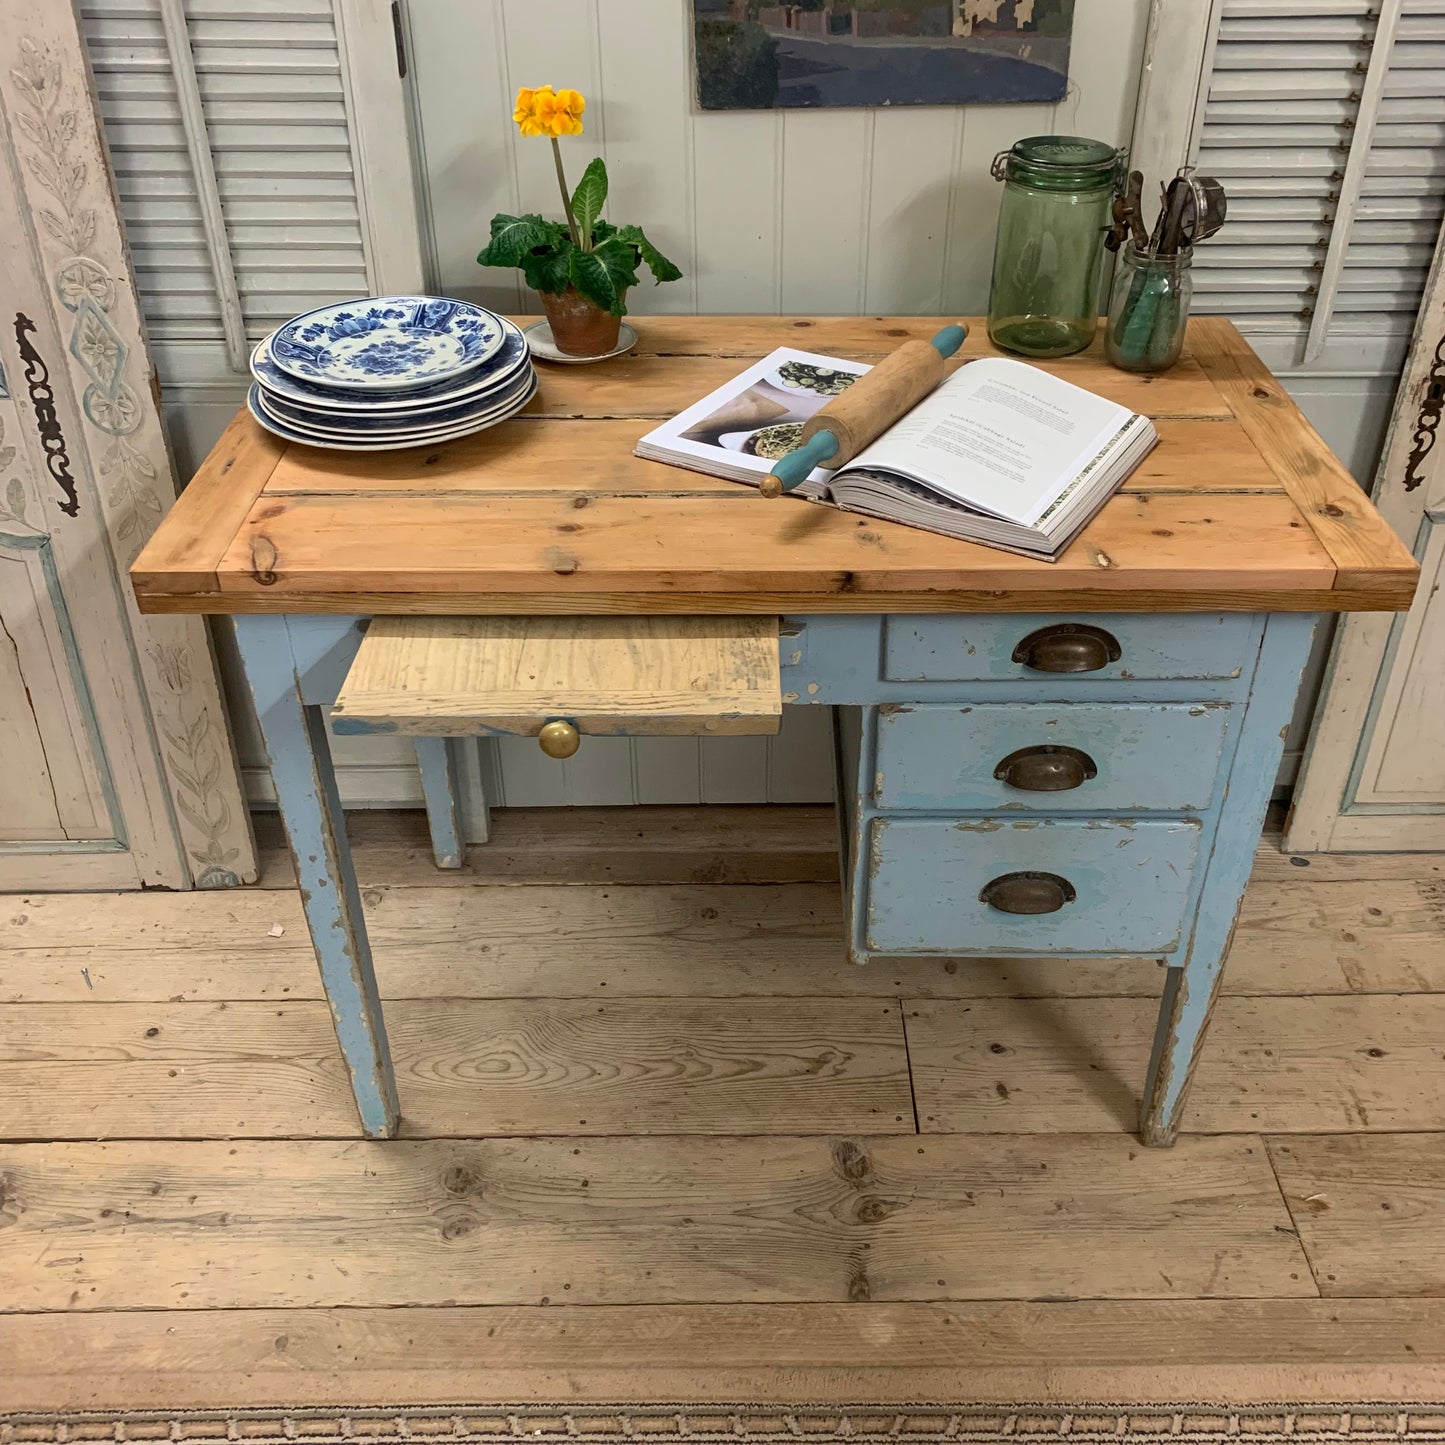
<box><xmin>131</xmin><ymin>316</ymin><xmax>1419</xmax><ymax>616</ymax></box>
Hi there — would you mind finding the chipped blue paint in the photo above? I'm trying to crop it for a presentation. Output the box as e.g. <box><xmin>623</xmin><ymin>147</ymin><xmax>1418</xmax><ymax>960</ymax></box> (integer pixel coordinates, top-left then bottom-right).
<box><xmin>882</xmin><ymin>613</ymin><xmax>1255</xmax><ymax>684</ymax></box>
<box><xmin>1139</xmin><ymin>611</ymin><xmax>1319</xmax><ymax>1145</ymax></box>
<box><xmin>875</xmin><ymin>701</ymin><xmax>1232</xmax><ymax>812</ymax></box>
<box><xmin>414</xmin><ymin>737</ymin><xmax>465</xmax><ymax>869</ymax></box>
<box><xmin>867</xmin><ymin>815</ymin><xmax>1202</xmax><ymax>955</ymax></box>
<box><xmin>231</xmin><ymin>613</ymin><xmax>399</xmax><ymax>1138</ymax></box>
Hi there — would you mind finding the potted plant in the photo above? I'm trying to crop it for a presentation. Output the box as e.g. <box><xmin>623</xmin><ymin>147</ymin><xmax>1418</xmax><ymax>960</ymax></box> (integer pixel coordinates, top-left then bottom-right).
<box><xmin>478</xmin><ymin>86</ymin><xmax>683</xmax><ymax>357</ymax></box>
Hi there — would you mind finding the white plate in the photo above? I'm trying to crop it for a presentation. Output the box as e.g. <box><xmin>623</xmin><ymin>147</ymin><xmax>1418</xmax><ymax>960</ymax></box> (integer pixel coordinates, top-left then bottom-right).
<box><xmin>524</xmin><ymin>319</ymin><xmax>637</xmax><ymax>364</ymax></box>
<box><xmin>253</xmin><ymin>377</ymin><xmax>535</xmax><ymax>441</ymax></box>
<box><xmin>247</xmin><ymin>376</ymin><xmax>537</xmax><ymax>451</ymax></box>
<box><xmin>270</xmin><ymin>296</ymin><xmax>508</xmax><ymax>390</ymax></box>
<box><xmin>259</xmin><ymin>363</ymin><xmax>535</xmax><ymax>436</ymax></box>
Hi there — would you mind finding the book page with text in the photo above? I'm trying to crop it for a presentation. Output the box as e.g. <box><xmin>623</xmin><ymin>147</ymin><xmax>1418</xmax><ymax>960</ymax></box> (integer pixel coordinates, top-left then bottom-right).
<box><xmin>843</xmin><ymin>357</ymin><xmax>1132</xmax><ymax>526</ymax></box>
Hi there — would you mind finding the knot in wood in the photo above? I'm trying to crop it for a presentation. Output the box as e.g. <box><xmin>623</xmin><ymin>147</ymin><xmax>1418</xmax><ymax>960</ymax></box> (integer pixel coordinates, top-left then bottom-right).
<box><xmin>443</xmin><ymin>1164</ymin><xmax>483</xmax><ymax>1196</ymax></box>
<box><xmin>832</xmin><ymin>1139</ymin><xmax>872</xmax><ymax>1184</ymax></box>
<box><xmin>440</xmin><ymin>1212</ymin><xmax>479</xmax><ymax>1241</ymax></box>
<box><xmin>250</xmin><ymin>536</ymin><xmax>279</xmax><ymax>586</ymax></box>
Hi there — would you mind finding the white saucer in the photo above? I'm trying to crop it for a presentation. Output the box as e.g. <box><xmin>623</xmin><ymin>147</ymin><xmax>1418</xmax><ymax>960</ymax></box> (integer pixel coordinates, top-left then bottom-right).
<box><xmin>524</xmin><ymin>320</ymin><xmax>637</xmax><ymax>364</ymax></box>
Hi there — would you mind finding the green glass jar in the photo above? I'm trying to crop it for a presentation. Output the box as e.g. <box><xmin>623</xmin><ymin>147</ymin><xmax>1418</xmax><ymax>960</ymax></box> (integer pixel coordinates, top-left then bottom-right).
<box><xmin>986</xmin><ymin>135</ymin><xmax>1121</xmax><ymax>359</ymax></box>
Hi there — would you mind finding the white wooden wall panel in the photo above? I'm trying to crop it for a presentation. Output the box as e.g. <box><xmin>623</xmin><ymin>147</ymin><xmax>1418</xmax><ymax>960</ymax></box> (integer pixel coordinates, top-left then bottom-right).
<box><xmin>0</xmin><ymin>4</ymin><xmax>256</xmax><ymax>888</ymax></box>
<box><xmin>1359</xmin><ymin>516</ymin><xmax>1445</xmax><ymax>800</ymax></box>
<box><xmin>1287</xmin><ymin>219</ymin><xmax>1445</xmax><ymax>850</ymax></box>
<box><xmin>416</xmin><ymin>0</ymin><xmax>1150</xmax><ymax>321</ymax></box>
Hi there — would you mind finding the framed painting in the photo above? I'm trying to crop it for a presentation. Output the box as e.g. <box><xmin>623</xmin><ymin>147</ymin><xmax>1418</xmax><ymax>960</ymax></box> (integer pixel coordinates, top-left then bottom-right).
<box><xmin>693</xmin><ymin>0</ymin><xmax>1075</xmax><ymax>109</ymax></box>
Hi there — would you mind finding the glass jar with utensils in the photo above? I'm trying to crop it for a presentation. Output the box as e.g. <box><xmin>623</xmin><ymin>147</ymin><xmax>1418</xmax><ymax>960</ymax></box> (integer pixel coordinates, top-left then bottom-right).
<box><xmin>1104</xmin><ymin>167</ymin><xmax>1227</xmax><ymax>374</ymax></box>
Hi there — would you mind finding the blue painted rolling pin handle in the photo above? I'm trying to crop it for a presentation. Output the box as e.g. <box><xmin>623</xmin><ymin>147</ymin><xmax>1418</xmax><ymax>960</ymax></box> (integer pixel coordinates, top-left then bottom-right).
<box><xmin>766</xmin><ymin>323</ymin><xmax>968</xmax><ymax>494</ymax></box>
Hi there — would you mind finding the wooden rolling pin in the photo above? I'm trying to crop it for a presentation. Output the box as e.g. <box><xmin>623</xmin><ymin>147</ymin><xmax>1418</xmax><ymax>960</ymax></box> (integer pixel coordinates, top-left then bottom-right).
<box><xmin>761</xmin><ymin>323</ymin><xmax>967</xmax><ymax>498</ymax></box>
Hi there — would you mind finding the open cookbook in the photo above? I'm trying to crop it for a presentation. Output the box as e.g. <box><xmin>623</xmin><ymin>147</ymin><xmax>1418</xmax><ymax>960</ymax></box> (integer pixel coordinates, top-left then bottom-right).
<box><xmin>635</xmin><ymin>347</ymin><xmax>1159</xmax><ymax>559</ymax></box>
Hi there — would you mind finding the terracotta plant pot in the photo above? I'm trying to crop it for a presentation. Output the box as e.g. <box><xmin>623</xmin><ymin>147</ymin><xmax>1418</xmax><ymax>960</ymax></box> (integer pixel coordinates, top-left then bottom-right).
<box><xmin>540</xmin><ymin>286</ymin><xmax>625</xmax><ymax>357</ymax></box>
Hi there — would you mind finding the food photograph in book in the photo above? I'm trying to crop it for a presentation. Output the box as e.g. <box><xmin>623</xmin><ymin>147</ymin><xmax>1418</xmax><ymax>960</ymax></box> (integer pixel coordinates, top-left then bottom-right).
<box><xmin>663</xmin><ymin>351</ymin><xmax>868</xmax><ymax>480</ymax></box>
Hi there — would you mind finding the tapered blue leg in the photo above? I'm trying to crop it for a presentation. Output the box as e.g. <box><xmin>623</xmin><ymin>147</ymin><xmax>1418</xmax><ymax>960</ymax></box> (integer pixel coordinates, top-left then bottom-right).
<box><xmin>1140</xmin><ymin>612</ymin><xmax>1319</xmax><ymax>1146</ymax></box>
<box><xmin>414</xmin><ymin>737</ymin><xmax>464</xmax><ymax>869</ymax></box>
<box><xmin>232</xmin><ymin>613</ymin><xmax>400</xmax><ymax>1139</ymax></box>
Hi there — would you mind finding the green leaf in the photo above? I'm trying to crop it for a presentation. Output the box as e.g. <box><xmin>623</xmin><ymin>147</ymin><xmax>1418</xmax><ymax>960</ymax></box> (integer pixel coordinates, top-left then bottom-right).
<box><xmin>521</xmin><ymin>237</ymin><xmax>574</xmax><ymax>295</ymax></box>
<box><xmin>478</xmin><ymin>213</ymin><xmax>564</xmax><ymax>269</ymax></box>
<box><xmin>592</xmin><ymin>218</ymin><xmax>619</xmax><ymax>244</ymax></box>
<box><xmin>570</xmin><ymin>158</ymin><xmax>609</xmax><ymax>248</ymax></box>
<box><xmin>568</xmin><ymin>248</ymin><xmax>617</xmax><ymax>314</ymax></box>
<box><xmin>568</xmin><ymin>237</ymin><xmax>639</xmax><ymax>317</ymax></box>
<box><xmin>4</xmin><ymin>475</ymin><xmax>23</xmax><ymax>523</ymax></box>
<box><xmin>592</xmin><ymin>235</ymin><xmax>640</xmax><ymax>300</ymax></box>
<box><xmin>618</xmin><ymin>224</ymin><xmax>683</xmax><ymax>285</ymax></box>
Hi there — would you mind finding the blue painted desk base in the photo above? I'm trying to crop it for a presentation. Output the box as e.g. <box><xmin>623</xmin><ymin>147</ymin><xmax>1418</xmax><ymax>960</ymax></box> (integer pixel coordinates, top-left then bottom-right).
<box><xmin>232</xmin><ymin>609</ymin><xmax>1317</xmax><ymax>1145</ymax></box>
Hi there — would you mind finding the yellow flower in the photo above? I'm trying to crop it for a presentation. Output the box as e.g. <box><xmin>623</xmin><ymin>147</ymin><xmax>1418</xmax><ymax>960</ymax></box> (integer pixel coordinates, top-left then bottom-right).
<box><xmin>513</xmin><ymin>84</ymin><xmax>585</xmax><ymax>139</ymax></box>
<box><xmin>549</xmin><ymin>88</ymin><xmax>586</xmax><ymax>136</ymax></box>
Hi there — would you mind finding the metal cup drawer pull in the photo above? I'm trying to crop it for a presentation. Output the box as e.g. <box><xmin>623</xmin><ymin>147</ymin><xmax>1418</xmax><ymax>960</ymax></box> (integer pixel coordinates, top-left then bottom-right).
<box><xmin>980</xmin><ymin>871</ymin><xmax>1077</xmax><ymax>915</ymax></box>
<box><xmin>993</xmin><ymin>744</ymin><xmax>1098</xmax><ymax>792</ymax></box>
<box><xmin>1012</xmin><ymin>622</ymin><xmax>1122</xmax><ymax>673</ymax></box>
<box><xmin>538</xmin><ymin>719</ymin><xmax>581</xmax><ymax>759</ymax></box>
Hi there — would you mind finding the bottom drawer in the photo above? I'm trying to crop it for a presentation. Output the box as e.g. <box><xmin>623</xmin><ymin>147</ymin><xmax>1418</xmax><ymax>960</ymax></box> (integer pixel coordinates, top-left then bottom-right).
<box><xmin>866</xmin><ymin>816</ymin><xmax>1201</xmax><ymax>955</ymax></box>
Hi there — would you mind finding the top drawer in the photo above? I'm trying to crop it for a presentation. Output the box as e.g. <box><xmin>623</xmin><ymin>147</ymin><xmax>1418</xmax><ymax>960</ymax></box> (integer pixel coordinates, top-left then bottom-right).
<box><xmin>882</xmin><ymin>614</ymin><xmax>1257</xmax><ymax>684</ymax></box>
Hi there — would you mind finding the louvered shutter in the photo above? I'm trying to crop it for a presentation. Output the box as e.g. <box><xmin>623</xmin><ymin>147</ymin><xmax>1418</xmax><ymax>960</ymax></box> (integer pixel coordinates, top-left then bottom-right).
<box><xmin>79</xmin><ymin>0</ymin><xmax>376</xmax><ymax>355</ymax></box>
<box><xmin>1192</xmin><ymin>0</ymin><xmax>1445</xmax><ymax>354</ymax></box>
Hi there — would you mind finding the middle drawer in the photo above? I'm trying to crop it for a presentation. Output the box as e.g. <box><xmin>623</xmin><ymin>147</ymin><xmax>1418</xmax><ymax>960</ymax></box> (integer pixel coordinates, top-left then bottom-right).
<box><xmin>874</xmin><ymin>701</ymin><xmax>1231</xmax><ymax>813</ymax></box>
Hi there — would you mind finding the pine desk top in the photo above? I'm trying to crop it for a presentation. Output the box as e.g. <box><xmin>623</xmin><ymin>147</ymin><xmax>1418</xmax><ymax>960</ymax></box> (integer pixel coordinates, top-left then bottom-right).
<box><xmin>132</xmin><ymin>316</ymin><xmax>1419</xmax><ymax>616</ymax></box>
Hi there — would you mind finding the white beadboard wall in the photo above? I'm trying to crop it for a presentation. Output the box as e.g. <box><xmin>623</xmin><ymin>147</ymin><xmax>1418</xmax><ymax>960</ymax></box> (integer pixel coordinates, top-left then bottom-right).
<box><xmin>408</xmin><ymin>0</ymin><xmax>1150</xmax><ymax>320</ymax></box>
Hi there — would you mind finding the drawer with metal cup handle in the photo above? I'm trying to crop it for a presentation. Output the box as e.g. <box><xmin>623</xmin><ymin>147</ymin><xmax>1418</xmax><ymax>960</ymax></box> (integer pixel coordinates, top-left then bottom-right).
<box><xmin>979</xmin><ymin>870</ymin><xmax>1077</xmax><ymax>914</ymax></box>
<box><xmin>882</xmin><ymin>612</ymin><xmax>1257</xmax><ymax>684</ymax></box>
<box><xmin>872</xmin><ymin>701</ymin><xmax>1231</xmax><ymax>813</ymax></box>
<box><xmin>864</xmin><ymin>815</ymin><xmax>1201</xmax><ymax>956</ymax></box>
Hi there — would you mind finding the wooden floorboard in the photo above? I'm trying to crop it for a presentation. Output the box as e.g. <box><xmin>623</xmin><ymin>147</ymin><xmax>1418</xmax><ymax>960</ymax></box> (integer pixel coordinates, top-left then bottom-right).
<box><xmin>6</xmin><ymin>1300</ymin><xmax>1445</xmax><ymax>1412</ymax></box>
<box><xmin>0</xmin><ymin>1133</ymin><xmax>1309</xmax><ymax>1311</ymax></box>
<box><xmin>6</xmin><ymin>877</ymin><xmax>1442</xmax><ymax>1003</ymax></box>
<box><xmin>0</xmin><ymin>997</ymin><xmax>912</xmax><ymax>1139</ymax></box>
<box><xmin>3</xmin><ymin>807</ymin><xmax>1444</xmax><ymax>1411</ymax></box>
<box><xmin>253</xmin><ymin>806</ymin><xmax>843</xmax><ymax>887</ymax></box>
<box><xmin>1268</xmin><ymin>1134</ymin><xmax>1445</xmax><ymax>1298</ymax></box>
<box><xmin>8</xmin><ymin>991</ymin><xmax>1445</xmax><ymax>1140</ymax></box>
<box><xmin>906</xmin><ymin>994</ymin><xmax>1445</xmax><ymax>1135</ymax></box>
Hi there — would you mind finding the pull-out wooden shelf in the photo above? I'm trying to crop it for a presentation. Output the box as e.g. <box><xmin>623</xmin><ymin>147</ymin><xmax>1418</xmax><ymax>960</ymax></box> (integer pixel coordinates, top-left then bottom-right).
<box><xmin>331</xmin><ymin>615</ymin><xmax>782</xmax><ymax>738</ymax></box>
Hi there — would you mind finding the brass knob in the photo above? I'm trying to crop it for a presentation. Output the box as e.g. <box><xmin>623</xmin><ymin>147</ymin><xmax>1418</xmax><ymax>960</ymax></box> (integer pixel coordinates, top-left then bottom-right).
<box><xmin>538</xmin><ymin>720</ymin><xmax>581</xmax><ymax>759</ymax></box>
<box><xmin>979</xmin><ymin>871</ymin><xmax>1077</xmax><ymax>915</ymax></box>
<box><xmin>1012</xmin><ymin>622</ymin><xmax>1122</xmax><ymax>674</ymax></box>
<box><xmin>994</xmin><ymin>745</ymin><xmax>1098</xmax><ymax>792</ymax></box>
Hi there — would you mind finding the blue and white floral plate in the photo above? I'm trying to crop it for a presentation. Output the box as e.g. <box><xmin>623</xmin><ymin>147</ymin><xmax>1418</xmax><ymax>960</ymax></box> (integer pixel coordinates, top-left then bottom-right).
<box><xmin>268</xmin><ymin>296</ymin><xmax>508</xmax><ymax>391</ymax></box>
<box><xmin>250</xmin><ymin>322</ymin><xmax>530</xmax><ymax>412</ymax></box>
<box><xmin>247</xmin><ymin>373</ymin><xmax>538</xmax><ymax>451</ymax></box>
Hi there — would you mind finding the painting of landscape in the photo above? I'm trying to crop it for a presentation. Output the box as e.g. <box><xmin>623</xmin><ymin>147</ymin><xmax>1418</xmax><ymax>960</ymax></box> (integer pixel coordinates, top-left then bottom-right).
<box><xmin>693</xmin><ymin>0</ymin><xmax>1075</xmax><ymax>109</ymax></box>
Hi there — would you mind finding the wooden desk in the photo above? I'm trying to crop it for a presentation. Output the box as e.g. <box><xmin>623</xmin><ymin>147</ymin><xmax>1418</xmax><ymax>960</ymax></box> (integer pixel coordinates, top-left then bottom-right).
<box><xmin>133</xmin><ymin>316</ymin><xmax>1418</xmax><ymax>1144</ymax></box>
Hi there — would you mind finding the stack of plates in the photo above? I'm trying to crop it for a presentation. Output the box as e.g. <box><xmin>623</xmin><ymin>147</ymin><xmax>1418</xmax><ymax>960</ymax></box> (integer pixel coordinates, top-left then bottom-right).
<box><xmin>246</xmin><ymin>296</ymin><xmax>536</xmax><ymax>451</ymax></box>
